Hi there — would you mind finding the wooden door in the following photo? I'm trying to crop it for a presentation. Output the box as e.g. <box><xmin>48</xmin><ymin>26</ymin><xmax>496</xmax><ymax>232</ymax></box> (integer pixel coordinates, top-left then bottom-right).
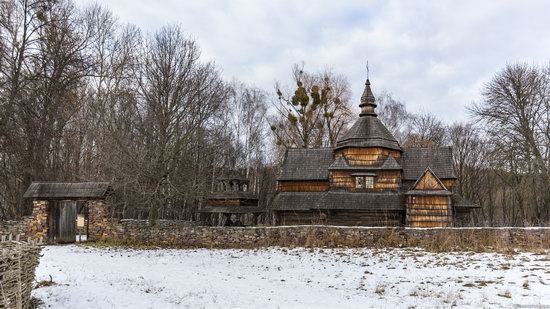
<box><xmin>57</xmin><ymin>200</ymin><xmax>77</xmax><ymax>243</ymax></box>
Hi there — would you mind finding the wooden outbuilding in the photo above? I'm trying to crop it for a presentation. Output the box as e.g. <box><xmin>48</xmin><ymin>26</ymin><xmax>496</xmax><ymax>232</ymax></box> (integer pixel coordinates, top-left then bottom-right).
<box><xmin>23</xmin><ymin>182</ymin><xmax>112</xmax><ymax>243</ymax></box>
<box><xmin>271</xmin><ymin>78</ymin><xmax>478</xmax><ymax>227</ymax></box>
<box><xmin>199</xmin><ymin>174</ymin><xmax>263</xmax><ymax>226</ymax></box>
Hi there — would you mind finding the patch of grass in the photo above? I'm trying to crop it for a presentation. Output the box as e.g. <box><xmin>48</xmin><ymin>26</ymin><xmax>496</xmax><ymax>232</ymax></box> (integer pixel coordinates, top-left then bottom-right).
<box><xmin>35</xmin><ymin>275</ymin><xmax>56</xmax><ymax>288</ymax></box>
<box><xmin>30</xmin><ymin>297</ymin><xmax>44</xmax><ymax>309</ymax></box>
<box><xmin>475</xmin><ymin>280</ymin><xmax>495</xmax><ymax>287</ymax></box>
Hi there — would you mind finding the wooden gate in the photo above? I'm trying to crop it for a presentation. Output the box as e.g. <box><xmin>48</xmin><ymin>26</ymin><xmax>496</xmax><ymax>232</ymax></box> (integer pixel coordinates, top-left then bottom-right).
<box><xmin>55</xmin><ymin>200</ymin><xmax>77</xmax><ymax>243</ymax></box>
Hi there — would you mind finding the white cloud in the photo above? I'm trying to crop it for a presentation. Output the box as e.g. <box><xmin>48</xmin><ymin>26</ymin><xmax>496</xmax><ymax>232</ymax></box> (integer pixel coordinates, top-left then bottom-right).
<box><xmin>76</xmin><ymin>0</ymin><xmax>550</xmax><ymax>122</ymax></box>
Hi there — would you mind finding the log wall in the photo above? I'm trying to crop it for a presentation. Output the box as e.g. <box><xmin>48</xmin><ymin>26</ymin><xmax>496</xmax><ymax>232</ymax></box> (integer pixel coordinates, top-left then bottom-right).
<box><xmin>334</xmin><ymin>147</ymin><xmax>401</xmax><ymax>166</ymax></box>
<box><xmin>330</xmin><ymin>170</ymin><xmax>400</xmax><ymax>191</ymax></box>
<box><xmin>374</xmin><ymin>171</ymin><xmax>401</xmax><ymax>190</ymax></box>
<box><xmin>278</xmin><ymin>181</ymin><xmax>329</xmax><ymax>192</ymax></box>
<box><xmin>406</xmin><ymin>195</ymin><xmax>451</xmax><ymax>227</ymax></box>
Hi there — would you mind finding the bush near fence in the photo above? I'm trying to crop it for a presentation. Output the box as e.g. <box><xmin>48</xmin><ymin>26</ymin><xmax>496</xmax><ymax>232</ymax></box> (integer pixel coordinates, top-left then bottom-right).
<box><xmin>0</xmin><ymin>237</ymin><xmax>42</xmax><ymax>309</ymax></box>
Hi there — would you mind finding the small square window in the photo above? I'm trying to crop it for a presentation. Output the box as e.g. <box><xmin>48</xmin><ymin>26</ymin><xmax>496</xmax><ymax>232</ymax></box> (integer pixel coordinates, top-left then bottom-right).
<box><xmin>355</xmin><ymin>176</ymin><xmax>375</xmax><ymax>189</ymax></box>
<box><xmin>365</xmin><ymin>176</ymin><xmax>374</xmax><ymax>189</ymax></box>
<box><xmin>355</xmin><ymin>176</ymin><xmax>364</xmax><ymax>189</ymax></box>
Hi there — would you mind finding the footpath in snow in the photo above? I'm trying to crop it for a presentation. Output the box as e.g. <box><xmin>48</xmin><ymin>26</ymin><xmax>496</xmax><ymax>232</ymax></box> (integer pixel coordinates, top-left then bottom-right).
<box><xmin>33</xmin><ymin>245</ymin><xmax>550</xmax><ymax>308</ymax></box>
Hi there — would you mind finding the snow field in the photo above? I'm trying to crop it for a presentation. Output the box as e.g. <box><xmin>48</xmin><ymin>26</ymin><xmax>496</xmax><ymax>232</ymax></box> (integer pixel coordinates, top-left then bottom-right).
<box><xmin>33</xmin><ymin>245</ymin><xmax>550</xmax><ymax>308</ymax></box>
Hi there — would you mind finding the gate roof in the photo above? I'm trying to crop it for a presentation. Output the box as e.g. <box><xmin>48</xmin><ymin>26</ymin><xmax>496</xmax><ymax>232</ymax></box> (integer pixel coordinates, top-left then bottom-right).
<box><xmin>23</xmin><ymin>182</ymin><xmax>111</xmax><ymax>200</ymax></box>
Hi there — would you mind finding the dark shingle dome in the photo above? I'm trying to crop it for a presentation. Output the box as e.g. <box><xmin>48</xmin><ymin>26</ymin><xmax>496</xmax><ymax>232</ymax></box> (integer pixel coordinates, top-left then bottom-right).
<box><xmin>336</xmin><ymin>116</ymin><xmax>401</xmax><ymax>151</ymax></box>
<box><xmin>335</xmin><ymin>79</ymin><xmax>401</xmax><ymax>151</ymax></box>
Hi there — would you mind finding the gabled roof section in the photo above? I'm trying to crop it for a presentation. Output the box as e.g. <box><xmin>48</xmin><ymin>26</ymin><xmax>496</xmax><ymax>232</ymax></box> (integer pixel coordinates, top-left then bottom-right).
<box><xmin>406</xmin><ymin>167</ymin><xmax>451</xmax><ymax>196</ymax></box>
<box><xmin>279</xmin><ymin>148</ymin><xmax>334</xmax><ymax>181</ymax></box>
<box><xmin>401</xmin><ymin>147</ymin><xmax>456</xmax><ymax>180</ymax></box>
<box><xmin>23</xmin><ymin>182</ymin><xmax>111</xmax><ymax>199</ymax></box>
<box><xmin>412</xmin><ymin>167</ymin><xmax>448</xmax><ymax>191</ymax></box>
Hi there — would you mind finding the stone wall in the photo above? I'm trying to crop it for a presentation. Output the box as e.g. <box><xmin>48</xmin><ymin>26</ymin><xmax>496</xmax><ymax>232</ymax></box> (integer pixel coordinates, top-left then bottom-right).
<box><xmin>0</xmin><ymin>201</ymin><xmax>48</xmax><ymax>241</ymax></box>
<box><xmin>101</xmin><ymin>221</ymin><xmax>550</xmax><ymax>251</ymax></box>
<box><xmin>0</xmin><ymin>220</ymin><xmax>27</xmax><ymax>237</ymax></box>
<box><xmin>25</xmin><ymin>200</ymin><xmax>48</xmax><ymax>240</ymax></box>
<box><xmin>88</xmin><ymin>200</ymin><xmax>119</xmax><ymax>241</ymax></box>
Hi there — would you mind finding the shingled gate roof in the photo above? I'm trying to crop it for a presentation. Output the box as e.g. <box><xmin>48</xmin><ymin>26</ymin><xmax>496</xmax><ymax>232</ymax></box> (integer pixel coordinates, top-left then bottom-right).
<box><xmin>278</xmin><ymin>148</ymin><xmax>334</xmax><ymax>181</ymax></box>
<box><xmin>23</xmin><ymin>182</ymin><xmax>111</xmax><ymax>199</ymax></box>
<box><xmin>401</xmin><ymin>147</ymin><xmax>456</xmax><ymax>180</ymax></box>
<box><xmin>271</xmin><ymin>191</ymin><xmax>404</xmax><ymax>211</ymax></box>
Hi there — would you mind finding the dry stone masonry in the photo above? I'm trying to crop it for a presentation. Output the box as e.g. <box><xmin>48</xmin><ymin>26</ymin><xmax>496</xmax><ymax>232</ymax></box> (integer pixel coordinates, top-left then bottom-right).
<box><xmin>96</xmin><ymin>221</ymin><xmax>550</xmax><ymax>251</ymax></box>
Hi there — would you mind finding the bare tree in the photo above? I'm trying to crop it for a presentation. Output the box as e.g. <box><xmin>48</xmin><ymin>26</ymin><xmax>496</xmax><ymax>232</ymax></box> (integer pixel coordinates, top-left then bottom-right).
<box><xmin>471</xmin><ymin>63</ymin><xmax>550</xmax><ymax>225</ymax></box>
<box><xmin>376</xmin><ymin>91</ymin><xmax>411</xmax><ymax>143</ymax></box>
<box><xmin>403</xmin><ymin>112</ymin><xmax>446</xmax><ymax>148</ymax></box>
<box><xmin>270</xmin><ymin>65</ymin><xmax>353</xmax><ymax>151</ymax></box>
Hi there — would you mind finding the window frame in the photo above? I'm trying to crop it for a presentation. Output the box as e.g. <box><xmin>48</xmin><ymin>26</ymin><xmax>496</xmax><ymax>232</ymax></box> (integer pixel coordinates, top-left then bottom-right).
<box><xmin>354</xmin><ymin>175</ymin><xmax>375</xmax><ymax>190</ymax></box>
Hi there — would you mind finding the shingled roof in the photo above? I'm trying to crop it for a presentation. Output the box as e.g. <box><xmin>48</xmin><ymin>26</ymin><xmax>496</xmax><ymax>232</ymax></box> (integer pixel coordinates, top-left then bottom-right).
<box><xmin>379</xmin><ymin>156</ymin><xmax>402</xmax><ymax>170</ymax></box>
<box><xmin>271</xmin><ymin>191</ymin><xmax>404</xmax><ymax>211</ymax></box>
<box><xmin>335</xmin><ymin>79</ymin><xmax>401</xmax><ymax>151</ymax></box>
<box><xmin>336</xmin><ymin>116</ymin><xmax>402</xmax><ymax>151</ymax></box>
<box><xmin>279</xmin><ymin>148</ymin><xmax>334</xmax><ymax>181</ymax></box>
<box><xmin>208</xmin><ymin>191</ymin><xmax>258</xmax><ymax>200</ymax></box>
<box><xmin>401</xmin><ymin>147</ymin><xmax>456</xmax><ymax>180</ymax></box>
<box><xmin>23</xmin><ymin>182</ymin><xmax>111</xmax><ymax>199</ymax></box>
<box><xmin>198</xmin><ymin>206</ymin><xmax>264</xmax><ymax>213</ymax></box>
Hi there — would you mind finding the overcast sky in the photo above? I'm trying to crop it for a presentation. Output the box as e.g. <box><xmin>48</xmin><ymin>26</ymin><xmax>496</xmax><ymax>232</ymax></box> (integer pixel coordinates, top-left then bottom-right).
<box><xmin>77</xmin><ymin>0</ymin><xmax>550</xmax><ymax>122</ymax></box>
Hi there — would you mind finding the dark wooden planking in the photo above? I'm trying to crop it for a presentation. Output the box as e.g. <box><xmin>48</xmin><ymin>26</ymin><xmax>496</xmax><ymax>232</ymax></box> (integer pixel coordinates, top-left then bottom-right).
<box><xmin>277</xmin><ymin>210</ymin><xmax>403</xmax><ymax>227</ymax></box>
<box><xmin>57</xmin><ymin>200</ymin><xmax>77</xmax><ymax>243</ymax></box>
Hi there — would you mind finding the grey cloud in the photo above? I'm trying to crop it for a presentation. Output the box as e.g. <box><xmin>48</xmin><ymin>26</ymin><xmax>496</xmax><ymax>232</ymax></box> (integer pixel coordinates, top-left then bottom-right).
<box><xmin>76</xmin><ymin>0</ymin><xmax>550</xmax><ymax>122</ymax></box>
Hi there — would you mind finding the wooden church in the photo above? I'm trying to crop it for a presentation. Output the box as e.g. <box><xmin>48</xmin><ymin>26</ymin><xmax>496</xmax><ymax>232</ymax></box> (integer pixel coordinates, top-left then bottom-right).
<box><xmin>271</xmin><ymin>78</ymin><xmax>477</xmax><ymax>227</ymax></box>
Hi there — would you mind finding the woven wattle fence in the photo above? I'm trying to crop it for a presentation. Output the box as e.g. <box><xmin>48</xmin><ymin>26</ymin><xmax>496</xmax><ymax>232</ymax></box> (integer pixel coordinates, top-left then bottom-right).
<box><xmin>0</xmin><ymin>236</ymin><xmax>42</xmax><ymax>309</ymax></box>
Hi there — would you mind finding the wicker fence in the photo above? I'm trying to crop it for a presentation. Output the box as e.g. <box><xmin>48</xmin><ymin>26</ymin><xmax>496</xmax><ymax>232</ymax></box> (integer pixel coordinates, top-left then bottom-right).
<box><xmin>0</xmin><ymin>235</ymin><xmax>42</xmax><ymax>309</ymax></box>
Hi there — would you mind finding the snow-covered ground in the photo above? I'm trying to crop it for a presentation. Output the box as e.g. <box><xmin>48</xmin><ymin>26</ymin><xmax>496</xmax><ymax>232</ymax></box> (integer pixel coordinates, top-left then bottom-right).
<box><xmin>33</xmin><ymin>245</ymin><xmax>549</xmax><ymax>309</ymax></box>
